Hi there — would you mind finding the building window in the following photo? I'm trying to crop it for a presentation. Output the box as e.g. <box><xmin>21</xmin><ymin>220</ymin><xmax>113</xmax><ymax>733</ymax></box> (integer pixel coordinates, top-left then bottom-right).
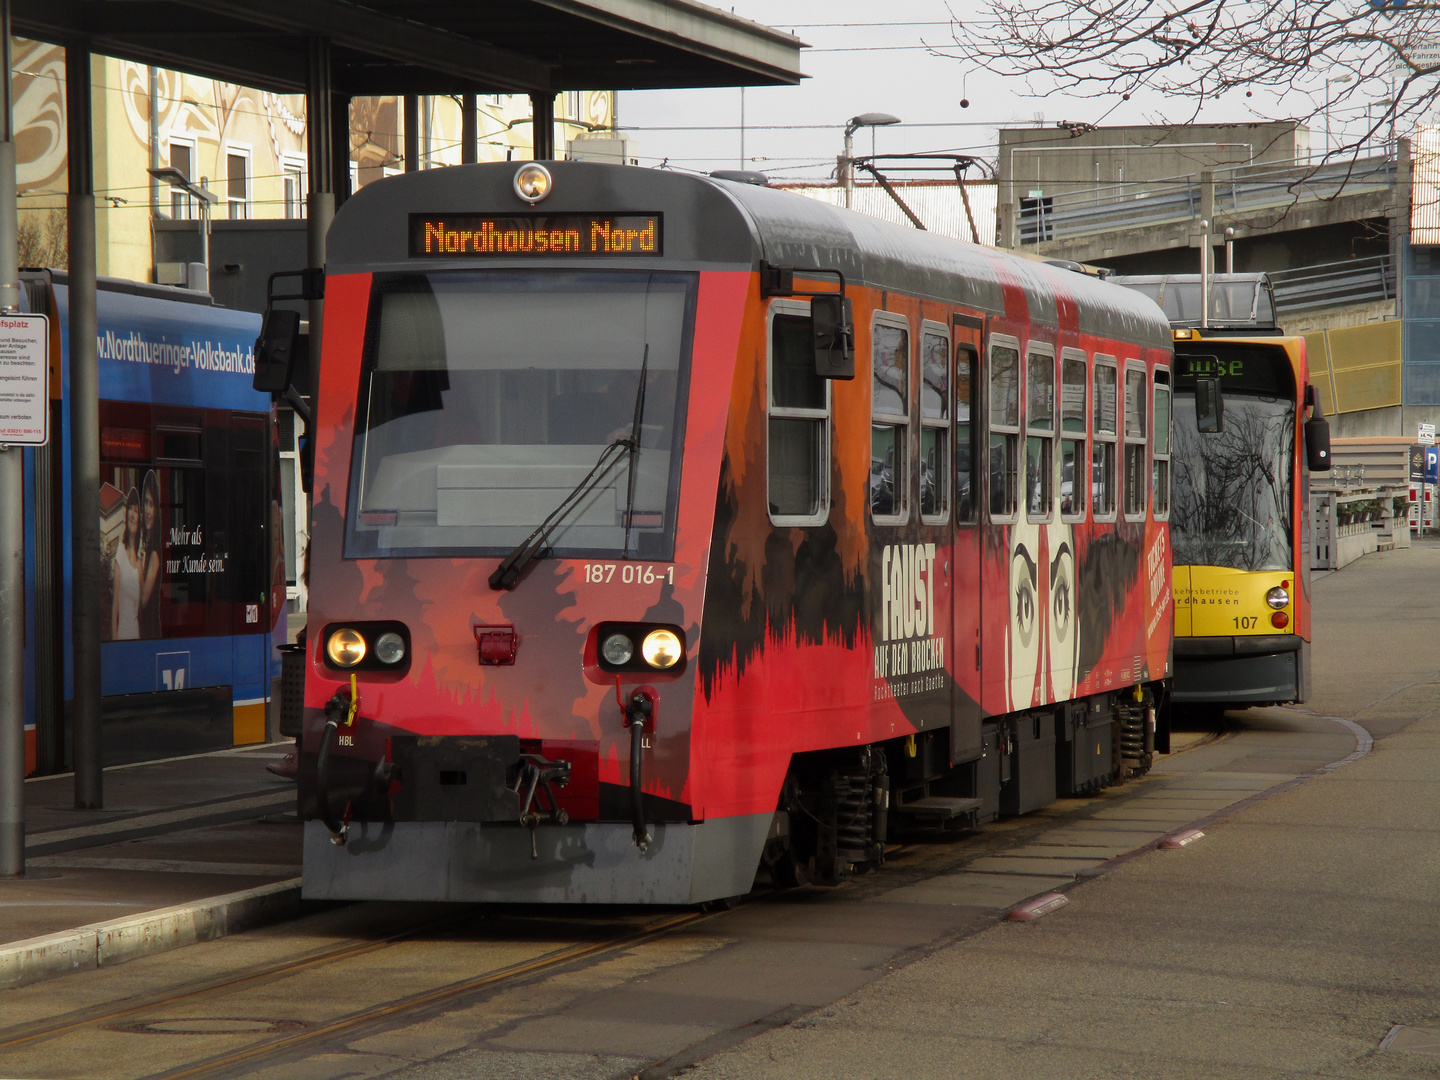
<box><xmin>989</xmin><ymin>340</ymin><xmax>1020</xmax><ymax>520</ymax></box>
<box><xmin>1025</xmin><ymin>347</ymin><xmax>1055</xmax><ymax>521</ymax></box>
<box><xmin>956</xmin><ymin>345</ymin><xmax>978</xmax><ymax>524</ymax></box>
<box><xmin>1153</xmin><ymin>368</ymin><xmax>1172</xmax><ymax>519</ymax></box>
<box><xmin>226</xmin><ymin>149</ymin><xmax>250</xmax><ymax>220</ymax></box>
<box><xmin>168</xmin><ymin>140</ymin><xmax>195</xmax><ymax>219</ymax></box>
<box><xmin>920</xmin><ymin>325</ymin><xmax>950</xmax><ymax>522</ymax></box>
<box><xmin>1092</xmin><ymin>358</ymin><xmax>1118</xmax><ymax>520</ymax></box>
<box><xmin>1060</xmin><ymin>350</ymin><xmax>1087</xmax><ymax>520</ymax></box>
<box><xmin>871</xmin><ymin>316</ymin><xmax>910</xmax><ymax>522</ymax></box>
<box><xmin>1124</xmin><ymin>363</ymin><xmax>1148</xmax><ymax>519</ymax></box>
<box><xmin>283</xmin><ymin>157</ymin><xmax>306</xmax><ymax>219</ymax></box>
<box><xmin>768</xmin><ymin>301</ymin><xmax>830</xmax><ymax>524</ymax></box>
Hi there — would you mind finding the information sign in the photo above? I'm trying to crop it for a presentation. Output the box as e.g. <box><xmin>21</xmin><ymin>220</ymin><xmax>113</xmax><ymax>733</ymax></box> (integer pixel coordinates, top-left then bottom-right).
<box><xmin>410</xmin><ymin>212</ymin><xmax>662</xmax><ymax>258</ymax></box>
<box><xmin>1419</xmin><ymin>422</ymin><xmax>1435</xmax><ymax>446</ymax></box>
<box><xmin>0</xmin><ymin>313</ymin><xmax>49</xmax><ymax>446</ymax></box>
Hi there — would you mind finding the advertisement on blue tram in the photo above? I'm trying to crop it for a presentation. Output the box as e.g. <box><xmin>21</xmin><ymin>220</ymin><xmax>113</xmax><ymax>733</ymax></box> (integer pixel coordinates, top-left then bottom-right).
<box><xmin>20</xmin><ymin>272</ymin><xmax>283</xmax><ymax>774</ymax></box>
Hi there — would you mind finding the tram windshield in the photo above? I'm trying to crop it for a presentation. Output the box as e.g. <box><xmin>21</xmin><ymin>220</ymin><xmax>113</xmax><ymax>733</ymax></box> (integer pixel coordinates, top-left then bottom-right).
<box><xmin>345</xmin><ymin>270</ymin><xmax>694</xmax><ymax>560</ymax></box>
<box><xmin>1170</xmin><ymin>345</ymin><xmax>1296</xmax><ymax>572</ymax></box>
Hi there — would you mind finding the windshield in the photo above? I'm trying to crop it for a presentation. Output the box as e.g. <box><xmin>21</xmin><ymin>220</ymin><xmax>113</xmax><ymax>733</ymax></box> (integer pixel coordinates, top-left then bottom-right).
<box><xmin>1114</xmin><ymin>278</ymin><xmax>1276</xmax><ymax>328</ymax></box>
<box><xmin>345</xmin><ymin>270</ymin><xmax>695</xmax><ymax>560</ymax></box>
<box><xmin>1171</xmin><ymin>393</ymin><xmax>1294</xmax><ymax>571</ymax></box>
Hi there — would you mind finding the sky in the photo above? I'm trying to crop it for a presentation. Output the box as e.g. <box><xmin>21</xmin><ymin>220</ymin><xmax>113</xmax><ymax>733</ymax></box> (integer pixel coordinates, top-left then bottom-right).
<box><xmin>613</xmin><ymin>0</ymin><xmax>1404</xmax><ymax>182</ymax></box>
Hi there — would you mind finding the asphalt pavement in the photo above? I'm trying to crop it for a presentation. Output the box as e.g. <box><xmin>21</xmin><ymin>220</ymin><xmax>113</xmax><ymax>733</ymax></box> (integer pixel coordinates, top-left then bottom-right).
<box><xmin>676</xmin><ymin>544</ymin><xmax>1440</xmax><ymax>1080</ymax></box>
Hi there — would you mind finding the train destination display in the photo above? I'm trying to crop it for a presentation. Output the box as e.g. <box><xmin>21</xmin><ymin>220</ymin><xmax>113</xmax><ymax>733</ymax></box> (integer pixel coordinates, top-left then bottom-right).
<box><xmin>411</xmin><ymin>213</ymin><xmax>662</xmax><ymax>257</ymax></box>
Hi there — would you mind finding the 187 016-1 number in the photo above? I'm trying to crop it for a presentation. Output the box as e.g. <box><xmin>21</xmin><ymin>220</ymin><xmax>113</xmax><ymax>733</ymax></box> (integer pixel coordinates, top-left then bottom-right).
<box><xmin>583</xmin><ymin>563</ymin><xmax>675</xmax><ymax>586</ymax></box>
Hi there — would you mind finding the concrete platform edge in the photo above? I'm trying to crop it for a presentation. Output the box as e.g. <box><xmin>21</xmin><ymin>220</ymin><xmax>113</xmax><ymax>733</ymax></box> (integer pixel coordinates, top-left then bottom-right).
<box><xmin>0</xmin><ymin>877</ymin><xmax>301</xmax><ymax>990</ymax></box>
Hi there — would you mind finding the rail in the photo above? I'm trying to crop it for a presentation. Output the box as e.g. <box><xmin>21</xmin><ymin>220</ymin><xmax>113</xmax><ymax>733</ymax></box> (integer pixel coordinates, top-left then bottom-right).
<box><xmin>1311</xmin><ymin>487</ymin><xmax>1409</xmax><ymax>570</ymax></box>
<box><xmin>1269</xmin><ymin>255</ymin><xmax>1396</xmax><ymax>313</ymax></box>
<box><xmin>1020</xmin><ymin>153</ymin><xmax>1398</xmax><ymax>245</ymax></box>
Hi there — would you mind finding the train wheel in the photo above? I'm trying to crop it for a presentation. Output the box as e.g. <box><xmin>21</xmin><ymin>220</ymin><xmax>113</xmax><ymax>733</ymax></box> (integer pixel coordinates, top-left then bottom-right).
<box><xmin>767</xmin><ymin>844</ymin><xmax>811</xmax><ymax>890</ymax></box>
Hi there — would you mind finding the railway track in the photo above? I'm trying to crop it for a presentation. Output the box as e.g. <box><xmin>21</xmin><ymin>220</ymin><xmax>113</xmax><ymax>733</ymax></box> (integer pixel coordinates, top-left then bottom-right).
<box><xmin>0</xmin><ymin>907</ymin><xmax>711</xmax><ymax>1080</ymax></box>
<box><xmin>145</xmin><ymin>910</ymin><xmax>709</xmax><ymax>1080</ymax></box>
<box><xmin>0</xmin><ymin>719</ymin><xmax>1261</xmax><ymax>1080</ymax></box>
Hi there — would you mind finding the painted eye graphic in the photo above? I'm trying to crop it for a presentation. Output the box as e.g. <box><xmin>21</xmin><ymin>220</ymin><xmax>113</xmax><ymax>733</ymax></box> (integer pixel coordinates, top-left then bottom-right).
<box><xmin>1050</xmin><ymin>542</ymin><xmax>1074</xmax><ymax>642</ymax></box>
<box><xmin>1011</xmin><ymin>546</ymin><xmax>1037</xmax><ymax>649</ymax></box>
<box><xmin>1048</xmin><ymin>534</ymin><xmax>1078</xmax><ymax>700</ymax></box>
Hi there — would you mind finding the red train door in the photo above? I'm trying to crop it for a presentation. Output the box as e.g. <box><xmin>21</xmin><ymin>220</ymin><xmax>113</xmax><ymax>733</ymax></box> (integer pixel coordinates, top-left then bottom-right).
<box><xmin>951</xmin><ymin>314</ymin><xmax>985</xmax><ymax>758</ymax></box>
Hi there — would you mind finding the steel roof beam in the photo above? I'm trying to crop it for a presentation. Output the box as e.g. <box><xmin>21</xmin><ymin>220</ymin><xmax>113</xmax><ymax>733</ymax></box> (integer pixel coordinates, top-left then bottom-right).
<box><xmin>172</xmin><ymin>0</ymin><xmax>555</xmax><ymax>92</ymax></box>
<box><xmin>529</xmin><ymin>0</ymin><xmax>803</xmax><ymax>84</ymax></box>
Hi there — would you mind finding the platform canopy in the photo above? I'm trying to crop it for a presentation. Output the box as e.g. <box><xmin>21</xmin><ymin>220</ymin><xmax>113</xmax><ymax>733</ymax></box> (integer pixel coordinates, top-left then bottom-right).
<box><xmin>11</xmin><ymin>0</ymin><xmax>805</xmax><ymax>95</ymax></box>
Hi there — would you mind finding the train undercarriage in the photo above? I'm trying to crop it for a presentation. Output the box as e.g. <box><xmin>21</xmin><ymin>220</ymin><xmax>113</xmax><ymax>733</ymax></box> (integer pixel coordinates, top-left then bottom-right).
<box><xmin>761</xmin><ymin>685</ymin><xmax>1167</xmax><ymax>888</ymax></box>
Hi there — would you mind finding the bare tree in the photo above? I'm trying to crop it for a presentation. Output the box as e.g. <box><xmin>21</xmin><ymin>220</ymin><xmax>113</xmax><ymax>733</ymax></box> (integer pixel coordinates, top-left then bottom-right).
<box><xmin>17</xmin><ymin>207</ymin><xmax>67</xmax><ymax>270</ymax></box>
<box><xmin>939</xmin><ymin>0</ymin><xmax>1440</xmax><ymax>157</ymax></box>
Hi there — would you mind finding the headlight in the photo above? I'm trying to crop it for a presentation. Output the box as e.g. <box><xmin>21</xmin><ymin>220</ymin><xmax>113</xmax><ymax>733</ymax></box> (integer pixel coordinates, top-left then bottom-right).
<box><xmin>601</xmin><ymin>632</ymin><xmax>635</xmax><ymax>666</ymax></box>
<box><xmin>374</xmin><ymin>631</ymin><xmax>406</xmax><ymax>666</ymax></box>
<box><xmin>1265</xmin><ymin>586</ymin><xmax>1289</xmax><ymax>609</ymax></box>
<box><xmin>326</xmin><ymin>628</ymin><xmax>367</xmax><ymax>667</ymax></box>
<box><xmin>641</xmin><ymin>629</ymin><xmax>683</xmax><ymax>669</ymax></box>
<box><xmin>513</xmin><ymin>162</ymin><xmax>552</xmax><ymax>203</ymax></box>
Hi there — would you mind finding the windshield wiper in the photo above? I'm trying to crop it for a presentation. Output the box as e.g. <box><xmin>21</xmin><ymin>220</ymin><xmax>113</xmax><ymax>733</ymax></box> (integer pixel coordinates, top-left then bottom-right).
<box><xmin>488</xmin><ymin>439</ymin><xmax>629</xmax><ymax>590</ymax></box>
<box><xmin>489</xmin><ymin>357</ymin><xmax>649</xmax><ymax>592</ymax></box>
<box><xmin>622</xmin><ymin>345</ymin><xmax>649</xmax><ymax>557</ymax></box>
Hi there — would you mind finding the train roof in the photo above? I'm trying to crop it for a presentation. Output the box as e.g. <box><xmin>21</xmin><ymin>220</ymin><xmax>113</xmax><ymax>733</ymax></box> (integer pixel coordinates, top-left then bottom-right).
<box><xmin>327</xmin><ymin>162</ymin><xmax>1172</xmax><ymax>351</ymax></box>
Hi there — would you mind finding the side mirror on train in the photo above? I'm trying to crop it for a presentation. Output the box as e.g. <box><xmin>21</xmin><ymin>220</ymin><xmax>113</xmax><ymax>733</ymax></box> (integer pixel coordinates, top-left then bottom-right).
<box><xmin>1195</xmin><ymin>377</ymin><xmax>1224</xmax><ymax>434</ymax></box>
<box><xmin>253</xmin><ymin>308</ymin><xmax>302</xmax><ymax>394</ymax></box>
<box><xmin>1301</xmin><ymin>386</ymin><xmax>1331</xmax><ymax>471</ymax></box>
<box><xmin>1305</xmin><ymin>416</ymin><xmax>1332</xmax><ymax>471</ymax></box>
<box><xmin>812</xmin><ymin>294</ymin><xmax>855</xmax><ymax>381</ymax></box>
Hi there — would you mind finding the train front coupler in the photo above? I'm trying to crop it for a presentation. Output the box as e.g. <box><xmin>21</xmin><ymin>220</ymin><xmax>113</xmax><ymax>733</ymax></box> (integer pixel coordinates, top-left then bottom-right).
<box><xmin>620</xmin><ymin>686</ymin><xmax>655</xmax><ymax>852</ymax></box>
<box><xmin>315</xmin><ymin>677</ymin><xmax>394</xmax><ymax>846</ymax></box>
<box><xmin>513</xmin><ymin>753</ymin><xmax>572</xmax><ymax>859</ymax></box>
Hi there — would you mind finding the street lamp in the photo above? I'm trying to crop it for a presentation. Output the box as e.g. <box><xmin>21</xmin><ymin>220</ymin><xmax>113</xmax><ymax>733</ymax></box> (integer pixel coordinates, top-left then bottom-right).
<box><xmin>147</xmin><ymin>167</ymin><xmax>220</xmax><ymax>292</ymax></box>
<box><xmin>842</xmin><ymin>112</ymin><xmax>901</xmax><ymax>208</ymax></box>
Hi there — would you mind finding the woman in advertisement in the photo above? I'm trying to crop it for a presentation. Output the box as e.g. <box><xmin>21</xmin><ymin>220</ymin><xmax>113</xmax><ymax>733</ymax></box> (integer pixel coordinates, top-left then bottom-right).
<box><xmin>138</xmin><ymin>469</ymin><xmax>162</xmax><ymax>638</ymax></box>
<box><xmin>110</xmin><ymin>487</ymin><xmax>142</xmax><ymax>641</ymax></box>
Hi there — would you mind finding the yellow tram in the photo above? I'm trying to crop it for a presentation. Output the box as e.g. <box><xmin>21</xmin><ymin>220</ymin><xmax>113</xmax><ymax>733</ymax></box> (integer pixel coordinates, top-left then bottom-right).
<box><xmin>1114</xmin><ymin>275</ymin><xmax>1331</xmax><ymax>708</ymax></box>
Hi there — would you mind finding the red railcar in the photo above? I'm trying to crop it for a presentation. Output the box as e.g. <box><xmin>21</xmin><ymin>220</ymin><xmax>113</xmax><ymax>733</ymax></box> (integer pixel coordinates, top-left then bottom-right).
<box><xmin>296</xmin><ymin>162</ymin><xmax>1174</xmax><ymax>904</ymax></box>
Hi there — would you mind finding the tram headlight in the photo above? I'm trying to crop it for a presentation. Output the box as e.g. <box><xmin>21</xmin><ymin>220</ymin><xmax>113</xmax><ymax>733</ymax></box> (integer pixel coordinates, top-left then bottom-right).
<box><xmin>601</xmin><ymin>632</ymin><xmax>635</xmax><ymax>666</ymax></box>
<box><xmin>513</xmin><ymin>162</ymin><xmax>552</xmax><ymax>204</ymax></box>
<box><xmin>326</xmin><ymin>628</ymin><xmax>367</xmax><ymax>668</ymax></box>
<box><xmin>1265</xmin><ymin>586</ymin><xmax>1290</xmax><ymax>610</ymax></box>
<box><xmin>374</xmin><ymin>631</ymin><xmax>406</xmax><ymax>666</ymax></box>
<box><xmin>641</xmin><ymin>629</ymin><xmax>683</xmax><ymax>670</ymax></box>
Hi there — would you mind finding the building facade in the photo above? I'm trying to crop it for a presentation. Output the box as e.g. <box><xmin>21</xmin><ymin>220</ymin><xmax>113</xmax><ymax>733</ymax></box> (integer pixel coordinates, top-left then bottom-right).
<box><xmin>11</xmin><ymin>38</ymin><xmax>617</xmax><ymax>282</ymax></box>
<box><xmin>997</xmin><ymin>121</ymin><xmax>1421</xmax><ymax>438</ymax></box>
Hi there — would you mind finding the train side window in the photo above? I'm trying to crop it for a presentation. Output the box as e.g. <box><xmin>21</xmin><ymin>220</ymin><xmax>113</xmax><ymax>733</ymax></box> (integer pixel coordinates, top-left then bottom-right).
<box><xmin>767</xmin><ymin>302</ymin><xmax>830</xmax><ymax>525</ymax></box>
<box><xmin>1025</xmin><ymin>345</ymin><xmax>1055</xmax><ymax>521</ymax></box>
<box><xmin>955</xmin><ymin>345</ymin><xmax>978</xmax><ymax>523</ymax></box>
<box><xmin>1060</xmin><ymin>349</ymin><xmax>1087</xmax><ymax>521</ymax></box>
<box><xmin>920</xmin><ymin>324</ymin><xmax>950</xmax><ymax>523</ymax></box>
<box><xmin>987</xmin><ymin>339</ymin><xmax>1020</xmax><ymax>521</ymax></box>
<box><xmin>871</xmin><ymin>315</ymin><xmax>910</xmax><ymax>522</ymax></box>
<box><xmin>1092</xmin><ymin>357</ymin><xmax>1118</xmax><ymax>521</ymax></box>
<box><xmin>1153</xmin><ymin>367</ymin><xmax>1172</xmax><ymax>519</ymax></box>
<box><xmin>1123</xmin><ymin>363</ymin><xmax>1148</xmax><ymax>520</ymax></box>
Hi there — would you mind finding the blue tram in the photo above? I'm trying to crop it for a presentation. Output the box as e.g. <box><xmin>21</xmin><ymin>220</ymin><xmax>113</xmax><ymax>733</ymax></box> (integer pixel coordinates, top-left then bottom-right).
<box><xmin>20</xmin><ymin>271</ymin><xmax>283</xmax><ymax>773</ymax></box>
